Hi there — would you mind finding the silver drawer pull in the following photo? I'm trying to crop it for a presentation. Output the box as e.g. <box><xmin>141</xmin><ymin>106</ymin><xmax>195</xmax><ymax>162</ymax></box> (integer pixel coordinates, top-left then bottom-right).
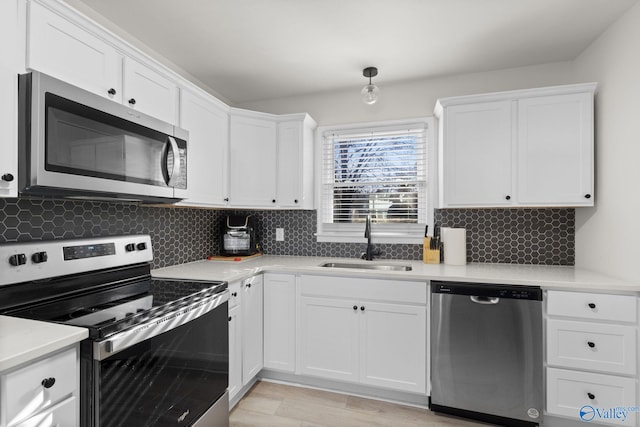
<box><xmin>587</xmin><ymin>341</ymin><xmax>596</xmax><ymax>349</ymax></box>
<box><xmin>588</xmin><ymin>303</ymin><xmax>596</xmax><ymax>309</ymax></box>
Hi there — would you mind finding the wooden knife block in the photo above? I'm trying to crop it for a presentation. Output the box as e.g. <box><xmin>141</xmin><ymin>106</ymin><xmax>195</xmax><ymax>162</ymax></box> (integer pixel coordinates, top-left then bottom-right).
<box><xmin>423</xmin><ymin>237</ymin><xmax>440</xmax><ymax>264</ymax></box>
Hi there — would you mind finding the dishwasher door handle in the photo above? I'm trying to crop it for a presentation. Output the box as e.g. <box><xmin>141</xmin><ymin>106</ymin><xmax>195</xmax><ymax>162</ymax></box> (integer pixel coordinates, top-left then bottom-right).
<box><xmin>470</xmin><ymin>295</ymin><xmax>500</xmax><ymax>305</ymax></box>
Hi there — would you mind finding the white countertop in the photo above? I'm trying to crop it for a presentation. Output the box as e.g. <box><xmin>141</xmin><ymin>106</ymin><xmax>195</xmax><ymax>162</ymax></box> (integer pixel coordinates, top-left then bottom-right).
<box><xmin>0</xmin><ymin>316</ymin><xmax>88</xmax><ymax>372</ymax></box>
<box><xmin>153</xmin><ymin>255</ymin><xmax>640</xmax><ymax>293</ymax></box>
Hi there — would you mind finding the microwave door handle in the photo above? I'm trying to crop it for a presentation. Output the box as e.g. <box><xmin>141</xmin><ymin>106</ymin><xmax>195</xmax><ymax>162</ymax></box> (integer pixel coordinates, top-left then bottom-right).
<box><xmin>164</xmin><ymin>136</ymin><xmax>181</xmax><ymax>187</ymax></box>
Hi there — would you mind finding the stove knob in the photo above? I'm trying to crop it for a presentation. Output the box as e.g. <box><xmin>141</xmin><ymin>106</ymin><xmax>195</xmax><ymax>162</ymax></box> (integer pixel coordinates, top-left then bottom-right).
<box><xmin>32</xmin><ymin>251</ymin><xmax>48</xmax><ymax>264</ymax></box>
<box><xmin>125</xmin><ymin>243</ymin><xmax>136</xmax><ymax>252</ymax></box>
<box><xmin>136</xmin><ymin>242</ymin><xmax>147</xmax><ymax>251</ymax></box>
<box><xmin>9</xmin><ymin>253</ymin><xmax>26</xmax><ymax>266</ymax></box>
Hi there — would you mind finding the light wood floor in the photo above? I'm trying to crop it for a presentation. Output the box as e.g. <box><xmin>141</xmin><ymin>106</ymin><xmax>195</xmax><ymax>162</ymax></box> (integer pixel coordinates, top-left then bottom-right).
<box><xmin>230</xmin><ymin>381</ymin><xmax>492</xmax><ymax>427</ymax></box>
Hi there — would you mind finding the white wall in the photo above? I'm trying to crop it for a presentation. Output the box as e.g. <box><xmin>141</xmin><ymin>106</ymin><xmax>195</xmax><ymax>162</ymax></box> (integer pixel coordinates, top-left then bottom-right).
<box><xmin>572</xmin><ymin>2</ymin><xmax>640</xmax><ymax>282</ymax></box>
<box><xmin>237</xmin><ymin>62</ymin><xmax>574</xmax><ymax>126</ymax></box>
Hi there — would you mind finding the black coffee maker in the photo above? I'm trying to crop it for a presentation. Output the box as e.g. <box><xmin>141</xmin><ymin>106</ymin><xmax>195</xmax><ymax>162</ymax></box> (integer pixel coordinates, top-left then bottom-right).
<box><xmin>221</xmin><ymin>215</ymin><xmax>258</xmax><ymax>256</ymax></box>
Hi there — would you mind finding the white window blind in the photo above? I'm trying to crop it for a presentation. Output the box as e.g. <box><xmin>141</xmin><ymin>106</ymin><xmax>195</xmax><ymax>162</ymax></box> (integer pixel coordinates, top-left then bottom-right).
<box><xmin>320</xmin><ymin>122</ymin><xmax>428</xmax><ymax>235</ymax></box>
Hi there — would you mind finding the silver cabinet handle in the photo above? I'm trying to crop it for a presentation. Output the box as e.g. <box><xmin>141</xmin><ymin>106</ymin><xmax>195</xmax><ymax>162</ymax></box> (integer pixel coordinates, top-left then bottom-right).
<box><xmin>470</xmin><ymin>296</ymin><xmax>500</xmax><ymax>305</ymax></box>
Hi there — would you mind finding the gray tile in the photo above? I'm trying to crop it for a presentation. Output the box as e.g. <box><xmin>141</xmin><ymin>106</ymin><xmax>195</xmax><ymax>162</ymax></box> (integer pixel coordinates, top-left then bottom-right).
<box><xmin>0</xmin><ymin>198</ymin><xmax>575</xmax><ymax>267</ymax></box>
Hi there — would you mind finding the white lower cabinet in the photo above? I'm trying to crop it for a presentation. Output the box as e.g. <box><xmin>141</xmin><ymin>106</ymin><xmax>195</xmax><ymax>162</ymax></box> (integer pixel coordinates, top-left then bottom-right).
<box><xmin>299</xmin><ymin>296</ymin><xmax>360</xmax><ymax>382</ymax></box>
<box><xmin>241</xmin><ymin>275</ymin><xmax>264</xmax><ymax>385</ymax></box>
<box><xmin>545</xmin><ymin>290</ymin><xmax>638</xmax><ymax>426</ymax></box>
<box><xmin>359</xmin><ymin>301</ymin><xmax>426</xmax><ymax>393</ymax></box>
<box><xmin>263</xmin><ymin>273</ymin><xmax>296</xmax><ymax>372</ymax></box>
<box><xmin>227</xmin><ymin>277</ymin><xmax>264</xmax><ymax>404</ymax></box>
<box><xmin>228</xmin><ymin>302</ymin><xmax>242</xmax><ymax>401</ymax></box>
<box><xmin>547</xmin><ymin>368</ymin><xmax>636</xmax><ymax>424</ymax></box>
<box><xmin>0</xmin><ymin>345</ymin><xmax>79</xmax><ymax>427</ymax></box>
<box><xmin>298</xmin><ymin>275</ymin><xmax>427</xmax><ymax>394</ymax></box>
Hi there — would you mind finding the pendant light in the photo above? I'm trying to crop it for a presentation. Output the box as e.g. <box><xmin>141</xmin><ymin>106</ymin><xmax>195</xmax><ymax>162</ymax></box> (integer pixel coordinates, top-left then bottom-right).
<box><xmin>361</xmin><ymin>67</ymin><xmax>379</xmax><ymax>105</ymax></box>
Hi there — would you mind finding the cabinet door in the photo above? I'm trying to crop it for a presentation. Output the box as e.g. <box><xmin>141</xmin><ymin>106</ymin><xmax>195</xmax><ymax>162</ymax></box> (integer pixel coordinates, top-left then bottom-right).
<box><xmin>229</xmin><ymin>115</ymin><xmax>277</xmax><ymax>207</ymax></box>
<box><xmin>241</xmin><ymin>275</ymin><xmax>263</xmax><ymax>384</ymax></box>
<box><xmin>228</xmin><ymin>304</ymin><xmax>242</xmax><ymax>401</ymax></box>
<box><xmin>359</xmin><ymin>302</ymin><xmax>426</xmax><ymax>393</ymax></box>
<box><xmin>4</xmin><ymin>346</ymin><xmax>78</xmax><ymax>426</ymax></box>
<box><xmin>441</xmin><ymin>101</ymin><xmax>513</xmax><ymax>207</ymax></box>
<box><xmin>298</xmin><ymin>297</ymin><xmax>359</xmax><ymax>383</ymax></box>
<box><xmin>263</xmin><ymin>274</ymin><xmax>296</xmax><ymax>372</ymax></box>
<box><xmin>123</xmin><ymin>57</ymin><xmax>178</xmax><ymax>124</ymax></box>
<box><xmin>0</xmin><ymin>0</ymin><xmax>18</xmax><ymax>197</ymax></box>
<box><xmin>178</xmin><ymin>90</ymin><xmax>229</xmax><ymax>205</ymax></box>
<box><xmin>276</xmin><ymin>121</ymin><xmax>302</xmax><ymax>208</ymax></box>
<box><xmin>27</xmin><ymin>1</ymin><xmax>122</xmax><ymax>102</ymax></box>
<box><xmin>517</xmin><ymin>93</ymin><xmax>594</xmax><ymax>205</ymax></box>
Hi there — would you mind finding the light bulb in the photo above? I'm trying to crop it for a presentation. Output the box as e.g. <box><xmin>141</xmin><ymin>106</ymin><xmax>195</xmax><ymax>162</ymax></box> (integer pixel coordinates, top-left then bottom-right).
<box><xmin>361</xmin><ymin>84</ymin><xmax>379</xmax><ymax>105</ymax></box>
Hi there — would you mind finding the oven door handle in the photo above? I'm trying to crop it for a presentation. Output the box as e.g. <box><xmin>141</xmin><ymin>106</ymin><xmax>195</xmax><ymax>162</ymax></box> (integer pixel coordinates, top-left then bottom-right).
<box><xmin>94</xmin><ymin>290</ymin><xmax>228</xmax><ymax>361</ymax></box>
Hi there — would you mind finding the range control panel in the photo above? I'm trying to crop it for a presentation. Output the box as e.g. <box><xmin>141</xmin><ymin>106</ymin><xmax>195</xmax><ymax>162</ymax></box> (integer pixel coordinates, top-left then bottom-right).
<box><xmin>0</xmin><ymin>235</ymin><xmax>153</xmax><ymax>286</ymax></box>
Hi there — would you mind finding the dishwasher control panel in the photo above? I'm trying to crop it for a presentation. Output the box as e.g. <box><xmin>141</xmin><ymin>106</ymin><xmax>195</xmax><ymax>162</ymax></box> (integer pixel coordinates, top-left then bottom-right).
<box><xmin>431</xmin><ymin>281</ymin><xmax>543</xmax><ymax>301</ymax></box>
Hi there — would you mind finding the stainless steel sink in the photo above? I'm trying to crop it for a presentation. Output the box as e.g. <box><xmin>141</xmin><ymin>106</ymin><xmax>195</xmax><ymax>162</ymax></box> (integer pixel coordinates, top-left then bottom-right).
<box><xmin>320</xmin><ymin>262</ymin><xmax>412</xmax><ymax>271</ymax></box>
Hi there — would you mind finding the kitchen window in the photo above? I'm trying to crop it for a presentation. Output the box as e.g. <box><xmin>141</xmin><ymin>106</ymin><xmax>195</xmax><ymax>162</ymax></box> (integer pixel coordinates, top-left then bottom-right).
<box><xmin>316</xmin><ymin>118</ymin><xmax>434</xmax><ymax>244</ymax></box>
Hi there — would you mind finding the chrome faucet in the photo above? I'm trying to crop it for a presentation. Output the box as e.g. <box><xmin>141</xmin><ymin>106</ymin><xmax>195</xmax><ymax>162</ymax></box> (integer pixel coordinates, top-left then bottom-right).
<box><xmin>361</xmin><ymin>215</ymin><xmax>380</xmax><ymax>260</ymax></box>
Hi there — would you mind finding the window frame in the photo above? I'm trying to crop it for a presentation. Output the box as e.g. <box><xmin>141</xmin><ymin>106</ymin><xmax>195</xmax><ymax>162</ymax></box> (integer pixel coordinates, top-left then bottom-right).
<box><xmin>315</xmin><ymin>117</ymin><xmax>436</xmax><ymax>244</ymax></box>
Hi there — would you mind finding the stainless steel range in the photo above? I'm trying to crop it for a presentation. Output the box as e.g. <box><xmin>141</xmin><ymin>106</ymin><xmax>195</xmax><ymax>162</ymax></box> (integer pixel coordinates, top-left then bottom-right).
<box><xmin>0</xmin><ymin>235</ymin><xmax>229</xmax><ymax>427</ymax></box>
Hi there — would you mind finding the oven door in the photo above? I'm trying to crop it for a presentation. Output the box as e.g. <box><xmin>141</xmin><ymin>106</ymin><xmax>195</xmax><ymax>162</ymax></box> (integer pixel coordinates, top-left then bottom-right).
<box><xmin>19</xmin><ymin>71</ymin><xmax>188</xmax><ymax>202</ymax></box>
<box><xmin>84</xmin><ymin>292</ymin><xmax>228</xmax><ymax>427</ymax></box>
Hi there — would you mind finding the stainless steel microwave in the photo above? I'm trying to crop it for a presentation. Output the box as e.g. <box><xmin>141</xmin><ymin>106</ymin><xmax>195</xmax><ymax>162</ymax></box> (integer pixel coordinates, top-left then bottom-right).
<box><xmin>18</xmin><ymin>71</ymin><xmax>188</xmax><ymax>203</ymax></box>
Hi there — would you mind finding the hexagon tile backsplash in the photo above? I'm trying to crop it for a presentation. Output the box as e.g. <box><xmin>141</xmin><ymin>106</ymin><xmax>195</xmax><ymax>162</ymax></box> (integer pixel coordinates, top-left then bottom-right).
<box><xmin>0</xmin><ymin>198</ymin><xmax>575</xmax><ymax>267</ymax></box>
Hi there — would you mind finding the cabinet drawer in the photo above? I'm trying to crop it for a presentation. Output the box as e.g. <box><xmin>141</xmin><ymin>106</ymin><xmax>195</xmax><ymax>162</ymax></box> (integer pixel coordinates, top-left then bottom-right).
<box><xmin>300</xmin><ymin>275</ymin><xmax>426</xmax><ymax>304</ymax></box>
<box><xmin>547</xmin><ymin>290</ymin><xmax>636</xmax><ymax>322</ymax></box>
<box><xmin>15</xmin><ymin>395</ymin><xmax>77</xmax><ymax>427</ymax></box>
<box><xmin>228</xmin><ymin>281</ymin><xmax>241</xmax><ymax>308</ymax></box>
<box><xmin>5</xmin><ymin>347</ymin><xmax>77</xmax><ymax>425</ymax></box>
<box><xmin>547</xmin><ymin>368</ymin><xmax>636</xmax><ymax>425</ymax></box>
<box><xmin>547</xmin><ymin>319</ymin><xmax>636</xmax><ymax>375</ymax></box>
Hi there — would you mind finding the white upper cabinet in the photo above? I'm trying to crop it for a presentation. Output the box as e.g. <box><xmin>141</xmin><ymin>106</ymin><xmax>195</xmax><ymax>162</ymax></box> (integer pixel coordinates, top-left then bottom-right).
<box><xmin>26</xmin><ymin>1</ymin><xmax>178</xmax><ymax>124</ymax></box>
<box><xmin>27</xmin><ymin>1</ymin><xmax>123</xmax><ymax>102</ymax></box>
<box><xmin>177</xmin><ymin>89</ymin><xmax>229</xmax><ymax>205</ymax></box>
<box><xmin>228</xmin><ymin>111</ymin><xmax>316</xmax><ymax>209</ymax></box>
<box><xmin>229</xmin><ymin>113</ymin><xmax>278</xmax><ymax>207</ymax></box>
<box><xmin>435</xmin><ymin>83</ymin><xmax>596</xmax><ymax>208</ymax></box>
<box><xmin>517</xmin><ymin>93</ymin><xmax>594</xmax><ymax>205</ymax></box>
<box><xmin>440</xmin><ymin>101</ymin><xmax>514</xmax><ymax>207</ymax></box>
<box><xmin>123</xmin><ymin>58</ymin><xmax>178</xmax><ymax>125</ymax></box>
<box><xmin>0</xmin><ymin>0</ymin><xmax>18</xmax><ymax>197</ymax></box>
<box><xmin>277</xmin><ymin>116</ymin><xmax>316</xmax><ymax>209</ymax></box>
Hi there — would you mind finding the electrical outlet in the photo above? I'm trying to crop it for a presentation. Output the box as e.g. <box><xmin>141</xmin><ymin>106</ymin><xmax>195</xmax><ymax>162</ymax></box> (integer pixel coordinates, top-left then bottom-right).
<box><xmin>275</xmin><ymin>228</ymin><xmax>284</xmax><ymax>241</ymax></box>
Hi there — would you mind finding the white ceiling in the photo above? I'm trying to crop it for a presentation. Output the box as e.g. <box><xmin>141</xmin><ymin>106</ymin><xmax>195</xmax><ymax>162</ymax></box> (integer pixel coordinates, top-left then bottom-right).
<box><xmin>69</xmin><ymin>0</ymin><xmax>637</xmax><ymax>105</ymax></box>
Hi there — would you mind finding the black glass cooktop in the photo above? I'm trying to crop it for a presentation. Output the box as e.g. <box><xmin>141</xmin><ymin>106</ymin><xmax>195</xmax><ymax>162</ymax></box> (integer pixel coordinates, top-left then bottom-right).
<box><xmin>0</xmin><ymin>264</ymin><xmax>226</xmax><ymax>340</ymax></box>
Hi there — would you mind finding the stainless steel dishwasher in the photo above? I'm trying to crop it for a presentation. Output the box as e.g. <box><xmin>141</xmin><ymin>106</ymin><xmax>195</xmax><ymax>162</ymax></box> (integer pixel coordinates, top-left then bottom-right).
<box><xmin>430</xmin><ymin>281</ymin><xmax>543</xmax><ymax>427</ymax></box>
